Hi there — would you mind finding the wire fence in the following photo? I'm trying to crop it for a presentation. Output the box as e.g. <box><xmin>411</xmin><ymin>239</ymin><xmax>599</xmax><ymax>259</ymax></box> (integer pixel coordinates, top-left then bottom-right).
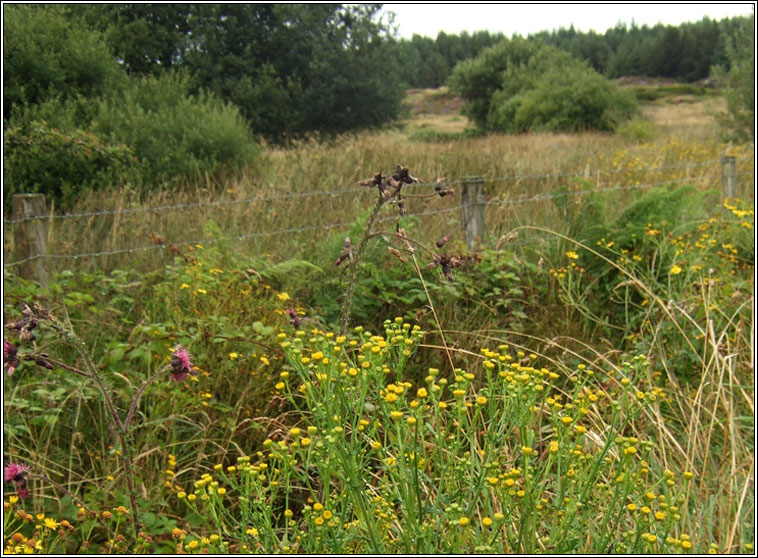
<box><xmin>3</xmin><ymin>155</ymin><xmax>754</xmax><ymax>280</ymax></box>
<box><xmin>1</xmin><ymin>159</ymin><xmax>735</xmax><ymax>225</ymax></box>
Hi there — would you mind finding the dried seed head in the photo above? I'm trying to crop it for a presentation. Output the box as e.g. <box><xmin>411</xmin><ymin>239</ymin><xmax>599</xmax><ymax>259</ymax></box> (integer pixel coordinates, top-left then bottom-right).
<box><xmin>387</xmin><ymin>247</ymin><xmax>407</xmax><ymax>263</ymax></box>
<box><xmin>396</xmin><ymin>197</ymin><xmax>406</xmax><ymax>216</ymax></box>
<box><xmin>394</xmin><ymin>164</ymin><xmax>422</xmax><ymax>184</ymax></box>
<box><xmin>436</xmin><ymin>234</ymin><xmax>452</xmax><ymax>248</ymax></box>
<box><xmin>334</xmin><ymin>237</ymin><xmax>354</xmax><ymax>267</ymax></box>
<box><xmin>359</xmin><ymin>172</ymin><xmax>383</xmax><ymax>188</ymax></box>
<box><xmin>434</xmin><ymin>185</ymin><xmax>454</xmax><ymax>197</ymax></box>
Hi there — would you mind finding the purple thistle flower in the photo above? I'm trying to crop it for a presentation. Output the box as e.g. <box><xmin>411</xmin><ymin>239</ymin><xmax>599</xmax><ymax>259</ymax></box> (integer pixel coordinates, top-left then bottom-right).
<box><xmin>4</xmin><ymin>463</ymin><xmax>29</xmax><ymax>483</ymax></box>
<box><xmin>4</xmin><ymin>463</ymin><xmax>31</xmax><ymax>499</ymax></box>
<box><xmin>4</xmin><ymin>338</ymin><xmax>19</xmax><ymax>377</ymax></box>
<box><xmin>170</xmin><ymin>345</ymin><xmax>195</xmax><ymax>382</ymax></box>
<box><xmin>287</xmin><ymin>308</ymin><xmax>303</xmax><ymax>329</ymax></box>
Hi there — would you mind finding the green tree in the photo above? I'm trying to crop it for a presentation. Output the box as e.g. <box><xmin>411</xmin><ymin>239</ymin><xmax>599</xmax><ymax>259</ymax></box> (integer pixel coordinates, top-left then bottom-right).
<box><xmin>66</xmin><ymin>4</ymin><xmax>194</xmax><ymax>75</ymax></box>
<box><xmin>712</xmin><ymin>13</ymin><xmax>755</xmax><ymax>141</ymax></box>
<box><xmin>182</xmin><ymin>4</ymin><xmax>403</xmax><ymax>140</ymax></box>
<box><xmin>3</xmin><ymin>4</ymin><xmax>127</xmax><ymax>120</ymax></box>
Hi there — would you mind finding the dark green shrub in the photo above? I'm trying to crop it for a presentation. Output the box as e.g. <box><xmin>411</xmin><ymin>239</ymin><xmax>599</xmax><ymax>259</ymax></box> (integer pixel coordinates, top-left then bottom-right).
<box><xmin>450</xmin><ymin>40</ymin><xmax>637</xmax><ymax>133</ymax></box>
<box><xmin>92</xmin><ymin>73</ymin><xmax>259</xmax><ymax>186</ymax></box>
<box><xmin>448</xmin><ymin>37</ymin><xmax>540</xmax><ymax>129</ymax></box>
<box><xmin>3</xmin><ymin>121</ymin><xmax>140</xmax><ymax>209</ymax></box>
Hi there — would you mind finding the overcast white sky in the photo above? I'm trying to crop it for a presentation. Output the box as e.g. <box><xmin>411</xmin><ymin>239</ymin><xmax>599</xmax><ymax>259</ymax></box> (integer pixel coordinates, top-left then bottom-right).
<box><xmin>382</xmin><ymin>3</ymin><xmax>755</xmax><ymax>39</ymax></box>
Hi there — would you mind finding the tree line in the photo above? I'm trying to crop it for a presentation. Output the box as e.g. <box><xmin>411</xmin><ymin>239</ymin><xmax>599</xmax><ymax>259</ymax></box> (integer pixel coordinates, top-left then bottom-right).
<box><xmin>393</xmin><ymin>15</ymin><xmax>751</xmax><ymax>88</ymax></box>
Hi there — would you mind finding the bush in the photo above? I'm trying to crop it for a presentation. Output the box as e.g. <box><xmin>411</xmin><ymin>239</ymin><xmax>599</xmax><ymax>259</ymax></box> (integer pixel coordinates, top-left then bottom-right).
<box><xmin>616</xmin><ymin>118</ymin><xmax>658</xmax><ymax>142</ymax></box>
<box><xmin>448</xmin><ymin>37</ymin><xmax>540</xmax><ymax>129</ymax></box>
<box><xmin>3</xmin><ymin>121</ymin><xmax>140</xmax><ymax>209</ymax></box>
<box><xmin>92</xmin><ymin>73</ymin><xmax>259</xmax><ymax>186</ymax></box>
<box><xmin>450</xmin><ymin>40</ymin><xmax>637</xmax><ymax>133</ymax></box>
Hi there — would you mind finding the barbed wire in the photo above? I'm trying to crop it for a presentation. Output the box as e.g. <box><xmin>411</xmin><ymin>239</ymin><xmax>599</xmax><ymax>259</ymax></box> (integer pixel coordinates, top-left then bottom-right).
<box><xmin>3</xmin><ymin>169</ymin><xmax>753</xmax><ymax>268</ymax></box>
<box><xmin>4</xmin><ymin>157</ymin><xmax>743</xmax><ymax>224</ymax></box>
<box><xmin>2</xmin><ymin>186</ymin><xmax>368</xmax><ymax>225</ymax></box>
<box><xmin>484</xmin><ymin>172</ymin><xmax>754</xmax><ymax>207</ymax></box>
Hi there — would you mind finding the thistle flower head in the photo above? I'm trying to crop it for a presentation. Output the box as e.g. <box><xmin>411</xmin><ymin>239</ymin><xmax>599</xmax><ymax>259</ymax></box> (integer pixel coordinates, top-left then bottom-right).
<box><xmin>4</xmin><ymin>338</ymin><xmax>19</xmax><ymax>377</ymax></box>
<box><xmin>4</xmin><ymin>463</ymin><xmax>30</xmax><ymax>483</ymax></box>
<box><xmin>170</xmin><ymin>345</ymin><xmax>195</xmax><ymax>382</ymax></box>
<box><xmin>287</xmin><ymin>308</ymin><xmax>303</xmax><ymax>329</ymax></box>
<box><xmin>4</xmin><ymin>463</ymin><xmax>31</xmax><ymax>499</ymax></box>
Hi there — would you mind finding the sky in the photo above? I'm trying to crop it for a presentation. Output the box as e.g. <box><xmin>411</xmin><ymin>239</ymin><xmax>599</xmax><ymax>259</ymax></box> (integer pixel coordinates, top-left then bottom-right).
<box><xmin>381</xmin><ymin>2</ymin><xmax>755</xmax><ymax>39</ymax></box>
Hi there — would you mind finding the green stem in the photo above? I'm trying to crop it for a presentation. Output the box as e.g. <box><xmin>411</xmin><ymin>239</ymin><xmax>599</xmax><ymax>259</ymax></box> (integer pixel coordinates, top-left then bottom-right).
<box><xmin>339</xmin><ymin>196</ymin><xmax>387</xmax><ymax>336</ymax></box>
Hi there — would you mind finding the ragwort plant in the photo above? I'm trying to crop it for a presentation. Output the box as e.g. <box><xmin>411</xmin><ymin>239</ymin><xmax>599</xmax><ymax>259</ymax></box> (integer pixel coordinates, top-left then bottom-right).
<box><xmin>165</xmin><ymin>166</ymin><xmax>721</xmax><ymax>554</ymax></box>
<box><xmin>172</xmin><ymin>318</ymin><xmax>710</xmax><ymax>553</ymax></box>
<box><xmin>543</xmin><ymin>195</ymin><xmax>754</xmax><ymax>552</ymax></box>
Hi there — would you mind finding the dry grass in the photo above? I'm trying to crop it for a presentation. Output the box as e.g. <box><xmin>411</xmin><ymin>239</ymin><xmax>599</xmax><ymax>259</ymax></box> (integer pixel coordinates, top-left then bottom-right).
<box><xmin>642</xmin><ymin>94</ymin><xmax>727</xmax><ymax>139</ymax></box>
<box><xmin>3</xmin><ymin>88</ymin><xmax>751</xmax><ymax>276</ymax></box>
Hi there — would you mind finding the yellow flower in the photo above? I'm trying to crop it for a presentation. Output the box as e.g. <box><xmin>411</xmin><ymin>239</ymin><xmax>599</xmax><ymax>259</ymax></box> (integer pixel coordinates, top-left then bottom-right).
<box><xmin>458</xmin><ymin>517</ymin><xmax>470</xmax><ymax>526</ymax></box>
<box><xmin>44</xmin><ymin>517</ymin><xmax>59</xmax><ymax>530</ymax></box>
<box><xmin>670</xmin><ymin>264</ymin><xmax>683</xmax><ymax>275</ymax></box>
<box><xmin>277</xmin><ymin>292</ymin><xmax>291</xmax><ymax>301</ymax></box>
<box><xmin>229</xmin><ymin>352</ymin><xmax>239</xmax><ymax>360</ymax></box>
<box><xmin>566</xmin><ymin>251</ymin><xmax>579</xmax><ymax>260</ymax></box>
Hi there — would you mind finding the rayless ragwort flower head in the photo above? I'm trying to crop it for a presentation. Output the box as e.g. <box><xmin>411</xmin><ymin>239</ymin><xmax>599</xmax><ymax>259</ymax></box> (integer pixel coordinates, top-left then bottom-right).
<box><xmin>170</xmin><ymin>346</ymin><xmax>195</xmax><ymax>382</ymax></box>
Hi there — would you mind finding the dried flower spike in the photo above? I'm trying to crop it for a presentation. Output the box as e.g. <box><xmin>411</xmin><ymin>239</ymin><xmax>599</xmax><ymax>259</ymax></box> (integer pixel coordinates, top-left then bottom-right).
<box><xmin>436</xmin><ymin>234</ymin><xmax>452</xmax><ymax>248</ymax></box>
<box><xmin>334</xmin><ymin>237</ymin><xmax>354</xmax><ymax>267</ymax></box>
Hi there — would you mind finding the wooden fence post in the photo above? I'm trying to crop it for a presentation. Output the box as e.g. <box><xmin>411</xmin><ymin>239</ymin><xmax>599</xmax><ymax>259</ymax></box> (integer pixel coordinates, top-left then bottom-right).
<box><xmin>721</xmin><ymin>155</ymin><xmax>737</xmax><ymax>199</ymax></box>
<box><xmin>12</xmin><ymin>194</ymin><xmax>49</xmax><ymax>286</ymax></box>
<box><xmin>461</xmin><ymin>179</ymin><xmax>486</xmax><ymax>251</ymax></box>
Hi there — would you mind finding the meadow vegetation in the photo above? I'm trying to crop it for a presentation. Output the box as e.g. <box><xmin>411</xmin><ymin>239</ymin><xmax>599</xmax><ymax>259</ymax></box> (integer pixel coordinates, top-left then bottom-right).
<box><xmin>3</xmin><ymin>82</ymin><xmax>755</xmax><ymax>554</ymax></box>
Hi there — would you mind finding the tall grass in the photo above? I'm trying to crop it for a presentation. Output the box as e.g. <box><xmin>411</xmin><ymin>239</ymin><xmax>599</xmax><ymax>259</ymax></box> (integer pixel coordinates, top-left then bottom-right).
<box><xmin>3</xmin><ymin>131</ymin><xmax>752</xmax><ymax>278</ymax></box>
